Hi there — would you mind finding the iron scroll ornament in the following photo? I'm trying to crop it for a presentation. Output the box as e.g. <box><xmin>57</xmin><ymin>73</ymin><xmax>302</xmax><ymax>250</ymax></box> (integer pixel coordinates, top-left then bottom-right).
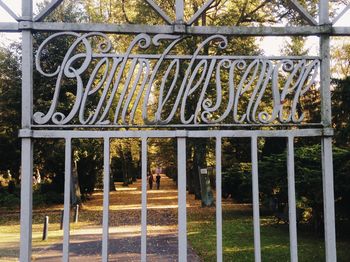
<box><xmin>34</xmin><ymin>32</ymin><xmax>320</xmax><ymax>127</ymax></box>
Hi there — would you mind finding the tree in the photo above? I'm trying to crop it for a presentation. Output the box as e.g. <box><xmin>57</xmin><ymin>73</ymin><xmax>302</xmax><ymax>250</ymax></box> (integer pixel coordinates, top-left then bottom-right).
<box><xmin>332</xmin><ymin>40</ymin><xmax>350</xmax><ymax>79</ymax></box>
<box><xmin>259</xmin><ymin>145</ymin><xmax>350</xmax><ymax>234</ymax></box>
<box><xmin>0</xmin><ymin>44</ymin><xmax>21</xmax><ymax>178</ymax></box>
<box><xmin>332</xmin><ymin>77</ymin><xmax>350</xmax><ymax>147</ymax></box>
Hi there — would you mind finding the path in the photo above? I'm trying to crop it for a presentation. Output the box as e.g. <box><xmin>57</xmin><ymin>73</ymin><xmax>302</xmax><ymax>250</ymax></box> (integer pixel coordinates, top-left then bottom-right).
<box><xmin>33</xmin><ymin>174</ymin><xmax>202</xmax><ymax>261</ymax></box>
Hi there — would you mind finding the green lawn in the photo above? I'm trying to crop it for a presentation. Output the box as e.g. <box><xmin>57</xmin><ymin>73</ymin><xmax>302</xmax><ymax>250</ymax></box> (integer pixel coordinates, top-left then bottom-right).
<box><xmin>187</xmin><ymin>206</ymin><xmax>350</xmax><ymax>262</ymax></box>
<box><xmin>0</xmin><ymin>210</ymin><xmax>98</xmax><ymax>261</ymax></box>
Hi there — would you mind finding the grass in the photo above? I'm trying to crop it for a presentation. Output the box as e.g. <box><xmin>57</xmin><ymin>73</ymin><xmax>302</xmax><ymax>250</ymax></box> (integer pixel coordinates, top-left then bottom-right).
<box><xmin>187</xmin><ymin>204</ymin><xmax>350</xmax><ymax>262</ymax></box>
<box><xmin>0</xmin><ymin>209</ymin><xmax>100</xmax><ymax>261</ymax></box>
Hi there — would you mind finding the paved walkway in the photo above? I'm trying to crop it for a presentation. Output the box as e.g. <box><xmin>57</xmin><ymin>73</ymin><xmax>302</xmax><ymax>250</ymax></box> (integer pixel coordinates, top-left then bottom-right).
<box><xmin>33</xmin><ymin>174</ymin><xmax>202</xmax><ymax>261</ymax></box>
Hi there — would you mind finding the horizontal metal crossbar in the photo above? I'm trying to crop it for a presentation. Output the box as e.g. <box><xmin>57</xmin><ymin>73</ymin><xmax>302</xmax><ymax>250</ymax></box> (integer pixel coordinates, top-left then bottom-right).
<box><xmin>2</xmin><ymin>21</ymin><xmax>350</xmax><ymax>36</ymax></box>
<box><xmin>23</xmin><ymin>128</ymin><xmax>332</xmax><ymax>139</ymax></box>
<box><xmin>31</xmin><ymin>124</ymin><xmax>324</xmax><ymax>129</ymax></box>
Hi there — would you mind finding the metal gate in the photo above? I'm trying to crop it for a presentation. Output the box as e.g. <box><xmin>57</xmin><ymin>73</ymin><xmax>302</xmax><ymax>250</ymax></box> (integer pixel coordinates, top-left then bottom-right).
<box><xmin>1</xmin><ymin>0</ymin><xmax>349</xmax><ymax>261</ymax></box>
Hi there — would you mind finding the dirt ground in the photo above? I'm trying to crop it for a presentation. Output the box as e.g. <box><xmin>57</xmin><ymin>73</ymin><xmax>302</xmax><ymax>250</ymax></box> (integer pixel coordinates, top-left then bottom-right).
<box><xmin>31</xmin><ymin>174</ymin><xmax>202</xmax><ymax>261</ymax></box>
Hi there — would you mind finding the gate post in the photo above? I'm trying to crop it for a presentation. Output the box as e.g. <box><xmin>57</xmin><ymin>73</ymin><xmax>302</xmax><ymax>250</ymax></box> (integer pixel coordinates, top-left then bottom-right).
<box><xmin>177</xmin><ymin>131</ymin><xmax>187</xmax><ymax>262</ymax></box>
<box><xmin>19</xmin><ymin>0</ymin><xmax>33</xmax><ymax>261</ymax></box>
<box><xmin>319</xmin><ymin>0</ymin><xmax>337</xmax><ymax>261</ymax></box>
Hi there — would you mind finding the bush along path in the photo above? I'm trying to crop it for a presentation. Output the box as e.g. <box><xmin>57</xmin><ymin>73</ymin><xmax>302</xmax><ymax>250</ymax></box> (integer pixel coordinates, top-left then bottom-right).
<box><xmin>33</xmin><ymin>174</ymin><xmax>202</xmax><ymax>262</ymax></box>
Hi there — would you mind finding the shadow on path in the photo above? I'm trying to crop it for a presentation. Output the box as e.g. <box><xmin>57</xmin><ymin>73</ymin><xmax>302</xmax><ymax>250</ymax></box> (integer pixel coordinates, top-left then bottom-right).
<box><xmin>33</xmin><ymin>175</ymin><xmax>202</xmax><ymax>261</ymax></box>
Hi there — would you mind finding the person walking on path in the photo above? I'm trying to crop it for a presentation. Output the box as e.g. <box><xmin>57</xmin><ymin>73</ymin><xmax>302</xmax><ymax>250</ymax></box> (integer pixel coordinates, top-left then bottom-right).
<box><xmin>148</xmin><ymin>173</ymin><xmax>155</xmax><ymax>190</ymax></box>
<box><xmin>156</xmin><ymin>174</ymin><xmax>161</xmax><ymax>190</ymax></box>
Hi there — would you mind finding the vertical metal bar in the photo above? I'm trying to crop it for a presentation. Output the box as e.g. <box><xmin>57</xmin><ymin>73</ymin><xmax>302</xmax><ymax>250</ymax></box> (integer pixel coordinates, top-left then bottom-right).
<box><xmin>287</xmin><ymin>137</ymin><xmax>298</xmax><ymax>262</ymax></box>
<box><xmin>251</xmin><ymin>136</ymin><xmax>261</xmax><ymax>262</ymax></box>
<box><xmin>20</xmin><ymin>139</ymin><xmax>33</xmax><ymax>262</ymax></box>
<box><xmin>63</xmin><ymin>138</ymin><xmax>72</xmax><ymax>262</ymax></box>
<box><xmin>20</xmin><ymin>1</ymin><xmax>33</xmax><ymax>261</ymax></box>
<box><xmin>141</xmin><ymin>137</ymin><xmax>148</xmax><ymax>262</ymax></box>
<box><xmin>102</xmin><ymin>137</ymin><xmax>110</xmax><ymax>262</ymax></box>
<box><xmin>177</xmin><ymin>137</ymin><xmax>187</xmax><ymax>262</ymax></box>
<box><xmin>320</xmin><ymin>1</ymin><xmax>337</xmax><ymax>261</ymax></box>
<box><xmin>319</xmin><ymin>0</ymin><xmax>332</xmax><ymax>127</ymax></box>
<box><xmin>216</xmin><ymin>137</ymin><xmax>222</xmax><ymax>262</ymax></box>
<box><xmin>175</xmin><ymin>0</ymin><xmax>184</xmax><ymax>22</ymax></box>
<box><xmin>321</xmin><ymin>138</ymin><xmax>337</xmax><ymax>262</ymax></box>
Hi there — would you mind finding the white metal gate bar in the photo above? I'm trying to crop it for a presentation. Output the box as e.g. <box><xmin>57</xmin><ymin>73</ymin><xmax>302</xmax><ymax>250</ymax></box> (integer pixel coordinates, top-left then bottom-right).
<box><xmin>251</xmin><ymin>136</ymin><xmax>261</xmax><ymax>262</ymax></box>
<box><xmin>19</xmin><ymin>0</ymin><xmax>33</xmax><ymax>261</ymax></box>
<box><xmin>287</xmin><ymin>137</ymin><xmax>298</xmax><ymax>262</ymax></box>
<box><xmin>19</xmin><ymin>137</ymin><xmax>33</xmax><ymax>262</ymax></box>
<box><xmin>5</xmin><ymin>23</ymin><xmax>349</xmax><ymax>35</ymax></box>
<box><xmin>141</xmin><ymin>137</ymin><xmax>148</xmax><ymax>262</ymax></box>
<box><xmin>319</xmin><ymin>1</ymin><xmax>337</xmax><ymax>261</ymax></box>
<box><xmin>63</xmin><ymin>138</ymin><xmax>72</xmax><ymax>262</ymax></box>
<box><xmin>322</xmin><ymin>138</ymin><xmax>337</xmax><ymax>261</ymax></box>
<box><xmin>177</xmin><ymin>136</ymin><xmax>187</xmax><ymax>262</ymax></box>
<box><xmin>175</xmin><ymin>0</ymin><xmax>184</xmax><ymax>23</ymax></box>
<box><xmin>3</xmin><ymin>0</ymin><xmax>345</xmax><ymax>261</ymax></box>
<box><xmin>102</xmin><ymin>137</ymin><xmax>110</xmax><ymax>262</ymax></box>
<box><xmin>215</xmin><ymin>137</ymin><xmax>223</xmax><ymax>262</ymax></box>
<box><xmin>26</xmin><ymin>129</ymin><xmax>330</xmax><ymax>139</ymax></box>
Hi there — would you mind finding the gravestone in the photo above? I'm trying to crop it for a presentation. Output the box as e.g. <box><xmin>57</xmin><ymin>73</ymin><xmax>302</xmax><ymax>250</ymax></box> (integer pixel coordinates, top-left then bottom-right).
<box><xmin>198</xmin><ymin>167</ymin><xmax>214</xmax><ymax>207</ymax></box>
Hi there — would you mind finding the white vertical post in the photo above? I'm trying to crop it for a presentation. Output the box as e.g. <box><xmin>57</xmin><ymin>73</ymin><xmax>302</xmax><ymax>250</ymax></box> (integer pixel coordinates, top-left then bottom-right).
<box><xmin>63</xmin><ymin>138</ymin><xmax>72</xmax><ymax>262</ymax></box>
<box><xmin>251</xmin><ymin>136</ymin><xmax>261</xmax><ymax>262</ymax></box>
<box><xmin>319</xmin><ymin>0</ymin><xmax>331</xmax><ymax>127</ymax></box>
<box><xmin>319</xmin><ymin>1</ymin><xmax>337</xmax><ymax>261</ymax></box>
<box><xmin>287</xmin><ymin>137</ymin><xmax>298</xmax><ymax>262</ymax></box>
<box><xmin>216</xmin><ymin>137</ymin><xmax>222</xmax><ymax>262</ymax></box>
<box><xmin>175</xmin><ymin>0</ymin><xmax>184</xmax><ymax>22</ymax></box>
<box><xmin>20</xmin><ymin>1</ymin><xmax>33</xmax><ymax>261</ymax></box>
<box><xmin>321</xmin><ymin>138</ymin><xmax>337</xmax><ymax>262</ymax></box>
<box><xmin>177</xmin><ymin>137</ymin><xmax>187</xmax><ymax>262</ymax></box>
<box><xmin>141</xmin><ymin>137</ymin><xmax>148</xmax><ymax>262</ymax></box>
<box><xmin>20</xmin><ymin>139</ymin><xmax>33</xmax><ymax>262</ymax></box>
<box><xmin>102</xmin><ymin>137</ymin><xmax>110</xmax><ymax>262</ymax></box>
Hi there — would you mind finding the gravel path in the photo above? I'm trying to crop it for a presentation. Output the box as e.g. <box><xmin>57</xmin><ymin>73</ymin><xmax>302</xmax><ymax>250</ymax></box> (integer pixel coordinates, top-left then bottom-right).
<box><xmin>33</xmin><ymin>175</ymin><xmax>202</xmax><ymax>261</ymax></box>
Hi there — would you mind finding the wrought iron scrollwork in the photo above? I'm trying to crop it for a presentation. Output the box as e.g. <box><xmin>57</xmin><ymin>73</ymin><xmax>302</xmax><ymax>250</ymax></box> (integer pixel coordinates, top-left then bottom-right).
<box><xmin>34</xmin><ymin>32</ymin><xmax>320</xmax><ymax>127</ymax></box>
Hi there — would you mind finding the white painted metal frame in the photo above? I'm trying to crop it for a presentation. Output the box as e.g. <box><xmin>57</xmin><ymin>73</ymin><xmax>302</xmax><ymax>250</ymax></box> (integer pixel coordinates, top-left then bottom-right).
<box><xmin>141</xmin><ymin>137</ymin><xmax>147</xmax><ymax>262</ymax></box>
<box><xmin>251</xmin><ymin>136</ymin><xmax>261</xmax><ymax>262</ymax></box>
<box><xmin>63</xmin><ymin>138</ymin><xmax>71</xmax><ymax>262</ymax></box>
<box><xmin>177</xmin><ymin>136</ymin><xmax>187</xmax><ymax>262</ymax></box>
<box><xmin>0</xmin><ymin>0</ymin><xmax>343</xmax><ymax>261</ymax></box>
<box><xmin>287</xmin><ymin>136</ymin><xmax>298</xmax><ymax>262</ymax></box>
<box><xmin>102</xmin><ymin>138</ymin><xmax>110</xmax><ymax>261</ymax></box>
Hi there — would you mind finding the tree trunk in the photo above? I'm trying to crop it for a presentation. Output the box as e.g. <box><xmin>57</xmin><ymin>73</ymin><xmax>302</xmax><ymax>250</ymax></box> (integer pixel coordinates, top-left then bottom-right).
<box><xmin>109</xmin><ymin>172</ymin><xmax>116</xmax><ymax>191</ymax></box>
<box><xmin>71</xmin><ymin>160</ymin><xmax>82</xmax><ymax>205</ymax></box>
<box><xmin>187</xmin><ymin>146</ymin><xmax>195</xmax><ymax>194</ymax></box>
<box><xmin>121</xmin><ymin>150</ymin><xmax>128</xmax><ymax>187</ymax></box>
<box><xmin>192</xmin><ymin>139</ymin><xmax>207</xmax><ymax>200</ymax></box>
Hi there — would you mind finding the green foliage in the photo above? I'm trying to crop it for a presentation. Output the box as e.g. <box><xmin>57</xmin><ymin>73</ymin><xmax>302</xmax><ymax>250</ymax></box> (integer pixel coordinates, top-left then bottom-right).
<box><xmin>77</xmin><ymin>154</ymin><xmax>101</xmax><ymax>194</ymax></box>
<box><xmin>222</xmin><ymin>163</ymin><xmax>252</xmax><ymax>202</ymax></box>
<box><xmin>259</xmin><ymin>144</ymin><xmax>350</xmax><ymax>233</ymax></box>
<box><xmin>33</xmin><ymin>190</ymin><xmax>63</xmax><ymax>206</ymax></box>
<box><xmin>0</xmin><ymin>45</ymin><xmax>21</xmax><ymax>177</ymax></box>
<box><xmin>0</xmin><ymin>191</ymin><xmax>20</xmax><ymax>209</ymax></box>
<box><xmin>332</xmin><ymin>77</ymin><xmax>350</xmax><ymax>146</ymax></box>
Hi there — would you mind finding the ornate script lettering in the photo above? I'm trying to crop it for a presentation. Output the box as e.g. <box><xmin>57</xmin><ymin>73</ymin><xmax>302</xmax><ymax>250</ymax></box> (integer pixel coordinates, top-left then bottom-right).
<box><xmin>33</xmin><ymin>32</ymin><xmax>320</xmax><ymax>126</ymax></box>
